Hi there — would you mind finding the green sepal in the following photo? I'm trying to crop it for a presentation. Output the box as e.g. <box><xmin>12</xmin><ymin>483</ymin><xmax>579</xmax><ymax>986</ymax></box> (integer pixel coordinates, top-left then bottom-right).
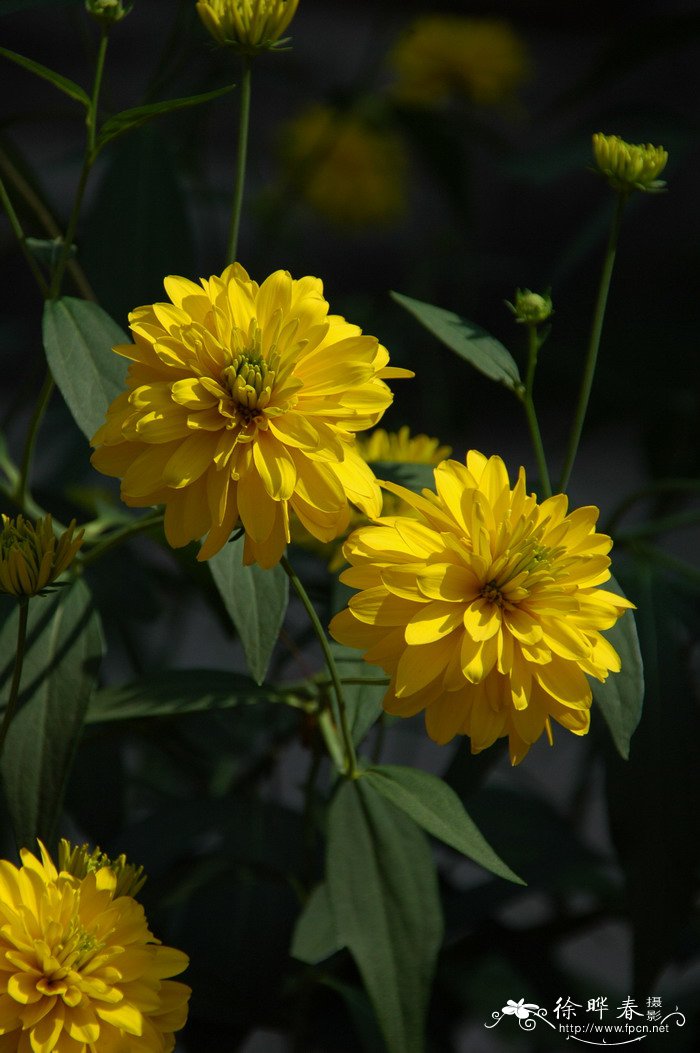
<box><xmin>391</xmin><ymin>290</ymin><xmax>521</xmax><ymax>391</ymax></box>
<box><xmin>209</xmin><ymin>535</ymin><xmax>288</xmax><ymax>685</ymax></box>
<box><xmin>362</xmin><ymin>764</ymin><xmax>523</xmax><ymax>884</ymax></box>
<box><xmin>42</xmin><ymin>297</ymin><xmax>129</xmax><ymax>442</ymax></box>
<box><xmin>94</xmin><ymin>84</ymin><xmax>235</xmax><ymax>153</ymax></box>
<box><xmin>0</xmin><ymin>46</ymin><xmax>90</xmax><ymax>107</ymax></box>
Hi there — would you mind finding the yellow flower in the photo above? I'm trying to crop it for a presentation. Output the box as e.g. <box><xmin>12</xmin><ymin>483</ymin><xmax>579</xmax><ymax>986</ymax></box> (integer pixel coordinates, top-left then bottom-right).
<box><xmin>592</xmin><ymin>132</ymin><xmax>668</xmax><ymax>193</ymax></box>
<box><xmin>281</xmin><ymin>105</ymin><xmax>407</xmax><ymax>227</ymax></box>
<box><xmin>0</xmin><ymin>841</ymin><xmax>190</xmax><ymax>1052</ymax></box>
<box><xmin>330</xmin><ymin>451</ymin><xmax>634</xmax><ymax>765</ymax></box>
<box><xmin>0</xmin><ymin>514</ymin><xmax>83</xmax><ymax>598</ymax></box>
<box><xmin>196</xmin><ymin>0</ymin><xmax>298</xmax><ymax>52</ymax></box>
<box><xmin>390</xmin><ymin>16</ymin><xmax>529</xmax><ymax>109</ymax></box>
<box><xmin>58</xmin><ymin>839</ymin><xmax>146</xmax><ymax>899</ymax></box>
<box><xmin>90</xmin><ymin>264</ymin><xmax>412</xmax><ymax>568</ymax></box>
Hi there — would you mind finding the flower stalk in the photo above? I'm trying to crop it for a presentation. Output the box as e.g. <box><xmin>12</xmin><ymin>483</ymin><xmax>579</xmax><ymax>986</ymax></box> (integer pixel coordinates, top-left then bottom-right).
<box><xmin>227</xmin><ymin>53</ymin><xmax>252</xmax><ymax>264</ymax></box>
<box><xmin>521</xmin><ymin>323</ymin><xmax>552</xmax><ymax>499</ymax></box>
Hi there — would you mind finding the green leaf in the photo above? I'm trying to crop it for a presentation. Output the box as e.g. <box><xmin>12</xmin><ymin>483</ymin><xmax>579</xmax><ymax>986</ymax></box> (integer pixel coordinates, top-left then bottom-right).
<box><xmin>87</xmin><ymin>668</ymin><xmax>296</xmax><ymax>723</ymax></box>
<box><xmin>290</xmin><ymin>883</ymin><xmax>342</xmax><ymax>965</ymax></box>
<box><xmin>209</xmin><ymin>535</ymin><xmax>288</xmax><ymax>685</ymax></box>
<box><xmin>327</xmin><ymin>779</ymin><xmax>443</xmax><ymax>1053</ymax></box>
<box><xmin>330</xmin><ymin>644</ymin><xmax>384</xmax><ymax>746</ymax></box>
<box><xmin>391</xmin><ymin>290</ymin><xmax>521</xmax><ymax>391</ymax></box>
<box><xmin>42</xmin><ymin>297</ymin><xmax>129</xmax><ymax>442</ymax></box>
<box><xmin>0</xmin><ymin>579</ymin><xmax>103</xmax><ymax>847</ymax></box>
<box><xmin>0</xmin><ymin>46</ymin><xmax>89</xmax><ymax>107</ymax></box>
<box><xmin>591</xmin><ymin>576</ymin><xmax>644</xmax><ymax>760</ymax></box>
<box><xmin>94</xmin><ymin>84</ymin><xmax>235</xmax><ymax>152</ymax></box>
<box><xmin>363</xmin><ymin>765</ymin><xmax>523</xmax><ymax>884</ymax></box>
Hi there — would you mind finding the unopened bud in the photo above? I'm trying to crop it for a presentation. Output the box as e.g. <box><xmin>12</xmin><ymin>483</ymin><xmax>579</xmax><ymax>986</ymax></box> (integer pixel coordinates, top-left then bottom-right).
<box><xmin>506</xmin><ymin>289</ymin><xmax>553</xmax><ymax>326</ymax></box>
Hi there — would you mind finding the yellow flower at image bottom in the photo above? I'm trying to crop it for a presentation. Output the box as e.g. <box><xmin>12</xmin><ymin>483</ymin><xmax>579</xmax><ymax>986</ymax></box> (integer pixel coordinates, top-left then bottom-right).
<box><xmin>0</xmin><ymin>843</ymin><xmax>189</xmax><ymax>1052</ymax></box>
<box><xmin>330</xmin><ymin>451</ymin><xmax>634</xmax><ymax>764</ymax></box>
<box><xmin>90</xmin><ymin>264</ymin><xmax>412</xmax><ymax>568</ymax></box>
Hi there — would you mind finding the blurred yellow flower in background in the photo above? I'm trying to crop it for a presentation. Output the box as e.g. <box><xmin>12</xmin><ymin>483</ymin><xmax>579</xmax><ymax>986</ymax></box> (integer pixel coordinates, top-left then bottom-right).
<box><xmin>91</xmin><ymin>265</ymin><xmax>412</xmax><ymax>568</ymax></box>
<box><xmin>281</xmin><ymin>105</ymin><xmax>408</xmax><ymax>227</ymax></box>
<box><xmin>0</xmin><ymin>841</ymin><xmax>189</xmax><ymax>1052</ymax></box>
<box><xmin>592</xmin><ymin>132</ymin><xmax>668</xmax><ymax>193</ymax></box>
<box><xmin>0</xmin><ymin>513</ymin><xmax>83</xmax><ymax>598</ymax></box>
<box><xmin>390</xmin><ymin>15</ymin><xmax>530</xmax><ymax>109</ymax></box>
<box><xmin>330</xmin><ymin>451</ymin><xmax>634</xmax><ymax>764</ymax></box>
<box><xmin>196</xmin><ymin>0</ymin><xmax>299</xmax><ymax>52</ymax></box>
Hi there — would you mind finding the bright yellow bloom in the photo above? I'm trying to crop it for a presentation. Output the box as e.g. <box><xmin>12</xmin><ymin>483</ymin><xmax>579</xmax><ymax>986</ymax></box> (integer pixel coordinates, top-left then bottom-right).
<box><xmin>91</xmin><ymin>264</ymin><xmax>412</xmax><ymax>568</ymax></box>
<box><xmin>281</xmin><ymin>105</ymin><xmax>407</xmax><ymax>227</ymax></box>
<box><xmin>58</xmin><ymin>840</ymin><xmax>146</xmax><ymax>899</ymax></box>
<box><xmin>330</xmin><ymin>451</ymin><xmax>634</xmax><ymax>764</ymax></box>
<box><xmin>592</xmin><ymin>132</ymin><xmax>668</xmax><ymax>193</ymax></box>
<box><xmin>0</xmin><ymin>514</ymin><xmax>83</xmax><ymax>598</ymax></box>
<box><xmin>0</xmin><ymin>841</ymin><xmax>189</xmax><ymax>1052</ymax></box>
<box><xmin>390</xmin><ymin>16</ymin><xmax>529</xmax><ymax>109</ymax></box>
<box><xmin>196</xmin><ymin>0</ymin><xmax>298</xmax><ymax>52</ymax></box>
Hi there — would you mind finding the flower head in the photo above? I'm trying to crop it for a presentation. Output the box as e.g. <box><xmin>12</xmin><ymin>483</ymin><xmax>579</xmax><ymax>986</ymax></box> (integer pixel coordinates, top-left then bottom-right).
<box><xmin>0</xmin><ymin>514</ymin><xmax>83</xmax><ymax>598</ymax></box>
<box><xmin>90</xmin><ymin>264</ymin><xmax>412</xmax><ymax>568</ymax></box>
<box><xmin>0</xmin><ymin>841</ymin><xmax>189</xmax><ymax>1052</ymax></box>
<box><xmin>58</xmin><ymin>839</ymin><xmax>147</xmax><ymax>899</ymax></box>
<box><xmin>390</xmin><ymin>16</ymin><xmax>529</xmax><ymax>109</ymax></box>
<box><xmin>592</xmin><ymin>133</ymin><xmax>668</xmax><ymax>194</ymax></box>
<box><xmin>506</xmin><ymin>288</ymin><xmax>553</xmax><ymax>326</ymax></box>
<box><xmin>281</xmin><ymin>105</ymin><xmax>407</xmax><ymax>227</ymax></box>
<box><xmin>85</xmin><ymin>0</ymin><xmax>132</xmax><ymax>24</ymax></box>
<box><xmin>197</xmin><ymin>0</ymin><xmax>299</xmax><ymax>52</ymax></box>
<box><xmin>330</xmin><ymin>451</ymin><xmax>634</xmax><ymax>764</ymax></box>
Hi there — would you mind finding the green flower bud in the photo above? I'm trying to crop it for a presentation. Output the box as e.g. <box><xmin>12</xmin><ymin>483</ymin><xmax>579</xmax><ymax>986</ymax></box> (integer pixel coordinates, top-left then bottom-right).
<box><xmin>85</xmin><ymin>0</ymin><xmax>133</xmax><ymax>25</ymax></box>
<box><xmin>505</xmin><ymin>288</ymin><xmax>553</xmax><ymax>326</ymax></box>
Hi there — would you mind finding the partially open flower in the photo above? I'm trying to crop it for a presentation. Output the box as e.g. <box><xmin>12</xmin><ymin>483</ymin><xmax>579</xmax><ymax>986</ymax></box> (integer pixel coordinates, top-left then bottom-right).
<box><xmin>0</xmin><ymin>513</ymin><xmax>84</xmax><ymax>598</ymax></box>
<box><xmin>592</xmin><ymin>133</ymin><xmax>668</xmax><ymax>194</ymax></box>
<box><xmin>0</xmin><ymin>840</ymin><xmax>189</xmax><ymax>1052</ymax></box>
<box><xmin>197</xmin><ymin>0</ymin><xmax>299</xmax><ymax>52</ymax></box>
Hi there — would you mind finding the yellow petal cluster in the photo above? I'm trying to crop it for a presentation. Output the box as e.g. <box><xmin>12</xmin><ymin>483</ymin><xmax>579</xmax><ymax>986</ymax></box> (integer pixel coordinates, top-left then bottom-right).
<box><xmin>330</xmin><ymin>451</ymin><xmax>634</xmax><ymax>764</ymax></box>
<box><xmin>90</xmin><ymin>264</ymin><xmax>412</xmax><ymax>568</ymax></box>
<box><xmin>196</xmin><ymin>0</ymin><xmax>298</xmax><ymax>52</ymax></box>
<box><xmin>592</xmin><ymin>133</ymin><xmax>668</xmax><ymax>193</ymax></box>
<box><xmin>281</xmin><ymin>105</ymin><xmax>407</xmax><ymax>227</ymax></box>
<box><xmin>0</xmin><ymin>842</ymin><xmax>190</xmax><ymax>1052</ymax></box>
<box><xmin>390</xmin><ymin>16</ymin><xmax>529</xmax><ymax>109</ymax></box>
<box><xmin>0</xmin><ymin>515</ymin><xmax>83</xmax><ymax>599</ymax></box>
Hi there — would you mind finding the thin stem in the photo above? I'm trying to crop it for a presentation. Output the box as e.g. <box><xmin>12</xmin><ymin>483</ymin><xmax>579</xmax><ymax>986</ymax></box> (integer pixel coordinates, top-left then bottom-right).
<box><xmin>226</xmin><ymin>54</ymin><xmax>252</xmax><ymax>264</ymax></box>
<box><xmin>521</xmin><ymin>324</ymin><xmax>552</xmax><ymax>498</ymax></box>
<box><xmin>281</xmin><ymin>554</ymin><xmax>357</xmax><ymax>777</ymax></box>
<box><xmin>558</xmin><ymin>191</ymin><xmax>627</xmax><ymax>493</ymax></box>
<box><xmin>15</xmin><ymin>371</ymin><xmax>54</xmax><ymax>507</ymax></box>
<box><xmin>80</xmin><ymin>512</ymin><xmax>165</xmax><ymax>568</ymax></box>
<box><xmin>0</xmin><ymin>175</ymin><xmax>49</xmax><ymax>297</ymax></box>
<box><xmin>0</xmin><ymin>599</ymin><xmax>30</xmax><ymax>759</ymax></box>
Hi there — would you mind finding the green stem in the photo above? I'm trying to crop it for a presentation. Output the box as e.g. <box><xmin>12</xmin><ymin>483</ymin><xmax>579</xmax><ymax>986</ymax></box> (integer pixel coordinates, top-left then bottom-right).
<box><xmin>15</xmin><ymin>371</ymin><xmax>54</xmax><ymax>507</ymax></box>
<box><xmin>521</xmin><ymin>324</ymin><xmax>552</xmax><ymax>498</ymax></box>
<box><xmin>0</xmin><ymin>599</ymin><xmax>30</xmax><ymax>759</ymax></box>
<box><xmin>226</xmin><ymin>54</ymin><xmax>252</xmax><ymax>264</ymax></box>
<box><xmin>79</xmin><ymin>512</ymin><xmax>164</xmax><ymax>568</ymax></box>
<box><xmin>0</xmin><ymin>175</ymin><xmax>50</xmax><ymax>297</ymax></box>
<box><xmin>558</xmin><ymin>191</ymin><xmax>627</xmax><ymax>493</ymax></box>
<box><xmin>281</xmin><ymin>554</ymin><xmax>357</xmax><ymax>777</ymax></box>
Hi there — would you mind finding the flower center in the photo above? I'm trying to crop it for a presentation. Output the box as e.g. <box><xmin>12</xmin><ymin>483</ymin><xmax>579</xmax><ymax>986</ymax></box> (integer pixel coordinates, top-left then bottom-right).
<box><xmin>481</xmin><ymin>540</ymin><xmax>554</xmax><ymax>607</ymax></box>
<box><xmin>221</xmin><ymin>320</ymin><xmax>281</xmax><ymax>426</ymax></box>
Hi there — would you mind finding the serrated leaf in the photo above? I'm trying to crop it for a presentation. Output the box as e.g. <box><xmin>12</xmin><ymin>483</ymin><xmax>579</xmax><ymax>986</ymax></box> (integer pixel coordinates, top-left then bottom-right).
<box><xmin>0</xmin><ymin>46</ymin><xmax>89</xmax><ymax>107</ymax></box>
<box><xmin>391</xmin><ymin>290</ymin><xmax>521</xmax><ymax>391</ymax></box>
<box><xmin>0</xmin><ymin>579</ymin><xmax>103</xmax><ymax>847</ymax></box>
<box><xmin>209</xmin><ymin>535</ymin><xmax>288</xmax><ymax>685</ymax></box>
<box><xmin>327</xmin><ymin>779</ymin><xmax>443</xmax><ymax>1053</ymax></box>
<box><xmin>290</xmin><ymin>883</ymin><xmax>342</xmax><ymax>965</ymax></box>
<box><xmin>42</xmin><ymin>297</ymin><xmax>129</xmax><ymax>441</ymax></box>
<box><xmin>94</xmin><ymin>84</ymin><xmax>235</xmax><ymax>152</ymax></box>
<box><xmin>87</xmin><ymin>668</ymin><xmax>294</xmax><ymax>723</ymax></box>
<box><xmin>363</xmin><ymin>765</ymin><xmax>523</xmax><ymax>884</ymax></box>
<box><xmin>591</xmin><ymin>576</ymin><xmax>644</xmax><ymax>759</ymax></box>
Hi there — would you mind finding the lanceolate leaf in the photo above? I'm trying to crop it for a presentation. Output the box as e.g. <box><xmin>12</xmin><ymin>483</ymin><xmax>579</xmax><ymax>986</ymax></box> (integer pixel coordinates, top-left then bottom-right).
<box><xmin>0</xmin><ymin>46</ymin><xmax>90</xmax><ymax>107</ymax></box>
<box><xmin>42</xmin><ymin>297</ymin><xmax>129</xmax><ymax>441</ymax></box>
<box><xmin>327</xmin><ymin>779</ymin><xmax>443</xmax><ymax>1053</ymax></box>
<box><xmin>591</xmin><ymin>576</ymin><xmax>644</xmax><ymax>760</ymax></box>
<box><xmin>209</xmin><ymin>535</ymin><xmax>288</xmax><ymax>685</ymax></box>
<box><xmin>364</xmin><ymin>765</ymin><xmax>523</xmax><ymax>884</ymax></box>
<box><xmin>87</xmin><ymin>669</ymin><xmax>297</xmax><ymax>723</ymax></box>
<box><xmin>94</xmin><ymin>84</ymin><xmax>235</xmax><ymax>152</ymax></box>
<box><xmin>0</xmin><ymin>579</ymin><xmax>103</xmax><ymax>847</ymax></box>
<box><xmin>290</xmin><ymin>882</ymin><xmax>342</xmax><ymax>965</ymax></box>
<box><xmin>391</xmin><ymin>290</ymin><xmax>521</xmax><ymax>391</ymax></box>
